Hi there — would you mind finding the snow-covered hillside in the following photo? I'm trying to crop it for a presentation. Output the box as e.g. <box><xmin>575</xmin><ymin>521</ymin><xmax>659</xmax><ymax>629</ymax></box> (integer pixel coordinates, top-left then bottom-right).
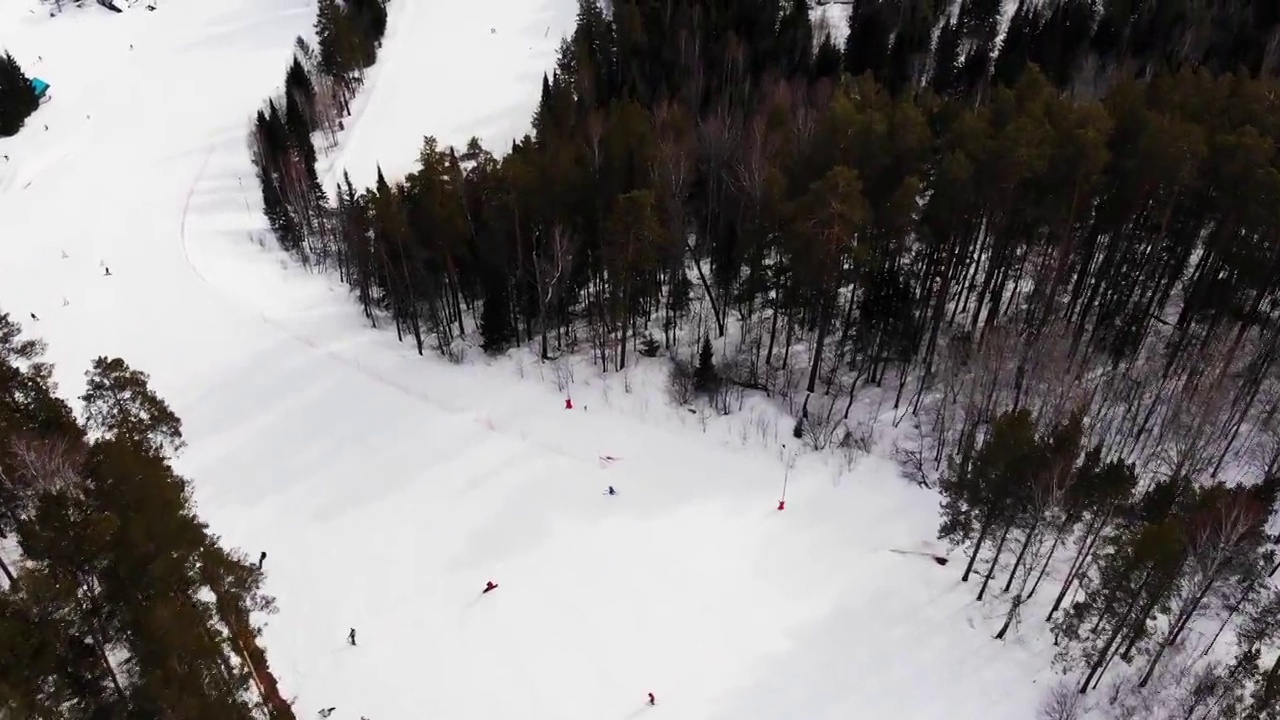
<box><xmin>0</xmin><ymin>1</ymin><xmax>1054</xmax><ymax>719</ymax></box>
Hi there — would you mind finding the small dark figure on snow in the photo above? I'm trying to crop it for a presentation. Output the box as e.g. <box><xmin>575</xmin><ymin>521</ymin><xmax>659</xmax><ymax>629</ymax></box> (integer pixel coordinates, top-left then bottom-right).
<box><xmin>257</xmin><ymin>551</ymin><xmax>266</xmax><ymax>569</ymax></box>
<box><xmin>29</xmin><ymin>312</ymin><xmax>39</xmax><ymax>322</ymax></box>
<box><xmin>61</xmin><ymin>250</ymin><xmax>69</xmax><ymax>259</ymax></box>
<box><xmin>606</xmin><ymin>486</ymin><xmax>617</xmax><ymax>496</ymax></box>
<box><xmin>346</xmin><ymin>628</ymin><xmax>357</xmax><ymax>646</ymax></box>
<box><xmin>62</xmin><ymin>297</ymin><xmax>69</xmax><ymax>307</ymax></box>
<box><xmin>482</xmin><ymin>581</ymin><xmax>498</xmax><ymax>594</ymax></box>
<box><xmin>648</xmin><ymin>693</ymin><xmax>656</xmax><ymax>706</ymax></box>
<box><xmin>318</xmin><ymin>708</ymin><xmax>336</xmax><ymax>718</ymax></box>
<box><xmin>564</xmin><ymin>397</ymin><xmax>573</xmax><ymax>410</ymax></box>
<box><xmin>103</xmin><ymin>267</ymin><xmax>112</xmax><ymax>276</ymax></box>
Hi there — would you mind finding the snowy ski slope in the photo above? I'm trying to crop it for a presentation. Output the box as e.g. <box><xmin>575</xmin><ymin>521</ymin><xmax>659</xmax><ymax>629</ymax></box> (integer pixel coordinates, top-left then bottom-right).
<box><xmin>0</xmin><ymin>1</ymin><xmax>1055</xmax><ymax>718</ymax></box>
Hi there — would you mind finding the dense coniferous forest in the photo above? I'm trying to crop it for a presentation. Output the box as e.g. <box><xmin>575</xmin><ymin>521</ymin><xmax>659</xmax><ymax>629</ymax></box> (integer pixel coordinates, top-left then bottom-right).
<box><xmin>844</xmin><ymin>0</ymin><xmax>1279</xmax><ymax>99</ymax></box>
<box><xmin>0</xmin><ymin>51</ymin><xmax>39</xmax><ymax>137</ymax></box>
<box><xmin>250</xmin><ymin>0</ymin><xmax>1280</xmax><ymax>714</ymax></box>
<box><xmin>0</xmin><ymin>311</ymin><xmax>295</xmax><ymax>719</ymax></box>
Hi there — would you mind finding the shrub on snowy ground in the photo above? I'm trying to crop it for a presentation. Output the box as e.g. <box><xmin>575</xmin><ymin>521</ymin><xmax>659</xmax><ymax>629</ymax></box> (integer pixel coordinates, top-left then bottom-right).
<box><xmin>1038</xmin><ymin>681</ymin><xmax>1083</xmax><ymax>720</ymax></box>
<box><xmin>667</xmin><ymin>357</ymin><xmax>695</xmax><ymax>406</ymax></box>
<box><xmin>638</xmin><ymin>333</ymin><xmax>661</xmax><ymax>358</ymax></box>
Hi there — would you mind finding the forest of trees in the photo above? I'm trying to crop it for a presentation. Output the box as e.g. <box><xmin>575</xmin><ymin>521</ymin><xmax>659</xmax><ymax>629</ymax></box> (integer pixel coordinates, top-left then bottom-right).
<box><xmin>0</xmin><ymin>51</ymin><xmax>39</xmax><ymax>137</ymax></box>
<box><xmin>248</xmin><ymin>0</ymin><xmax>1280</xmax><ymax>715</ymax></box>
<box><xmin>251</xmin><ymin>0</ymin><xmax>388</xmax><ymax>264</ymax></box>
<box><xmin>0</xmin><ymin>311</ymin><xmax>294</xmax><ymax>719</ymax></box>
<box><xmin>844</xmin><ymin>0</ymin><xmax>1279</xmax><ymax>99</ymax></box>
<box><xmin>942</xmin><ymin>408</ymin><xmax>1280</xmax><ymax>716</ymax></box>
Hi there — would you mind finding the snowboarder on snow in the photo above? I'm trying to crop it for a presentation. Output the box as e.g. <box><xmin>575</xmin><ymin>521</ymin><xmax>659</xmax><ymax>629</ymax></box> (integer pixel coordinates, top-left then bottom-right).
<box><xmin>103</xmin><ymin>267</ymin><xmax>112</xmax><ymax>276</ymax></box>
<box><xmin>648</xmin><ymin>693</ymin><xmax>656</xmax><ymax>706</ymax></box>
<box><xmin>29</xmin><ymin>312</ymin><xmax>39</xmax><ymax>322</ymax></box>
<box><xmin>482</xmin><ymin>581</ymin><xmax>498</xmax><ymax>594</ymax></box>
<box><xmin>318</xmin><ymin>708</ymin><xmax>336</xmax><ymax>718</ymax></box>
<box><xmin>606</xmin><ymin>486</ymin><xmax>617</xmax><ymax>496</ymax></box>
<box><xmin>346</xmin><ymin>628</ymin><xmax>357</xmax><ymax>646</ymax></box>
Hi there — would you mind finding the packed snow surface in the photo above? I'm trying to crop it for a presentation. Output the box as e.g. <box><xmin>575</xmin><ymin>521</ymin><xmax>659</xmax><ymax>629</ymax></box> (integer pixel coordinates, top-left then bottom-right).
<box><xmin>0</xmin><ymin>1</ymin><xmax>1053</xmax><ymax>718</ymax></box>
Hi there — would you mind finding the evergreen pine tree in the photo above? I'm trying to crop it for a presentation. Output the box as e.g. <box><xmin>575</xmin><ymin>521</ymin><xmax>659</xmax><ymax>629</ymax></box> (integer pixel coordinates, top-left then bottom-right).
<box><xmin>315</xmin><ymin>0</ymin><xmax>349</xmax><ymax>80</ymax></box>
<box><xmin>284</xmin><ymin>56</ymin><xmax>316</xmax><ymax>131</ymax></box>
<box><xmin>532</xmin><ymin>73</ymin><xmax>554</xmax><ymax>140</ymax></box>
<box><xmin>0</xmin><ymin>311</ymin><xmax>81</xmax><ymax>583</ymax></box>
<box><xmin>284</xmin><ymin>89</ymin><xmax>318</xmax><ymax>175</ymax></box>
<box><xmin>938</xmin><ymin>409</ymin><xmax>1041</xmax><ymax>582</ymax></box>
<box><xmin>81</xmin><ymin>356</ymin><xmax>184</xmax><ymax>458</ymax></box>
<box><xmin>930</xmin><ymin>19</ymin><xmax>963</xmax><ymax>95</ymax></box>
<box><xmin>480</xmin><ymin>272</ymin><xmax>515</xmax><ymax>354</ymax></box>
<box><xmin>775</xmin><ymin>0</ymin><xmax>814</xmax><ymax>77</ymax></box>
<box><xmin>0</xmin><ymin>52</ymin><xmax>39</xmax><ymax>137</ymax></box>
<box><xmin>0</xmin><ymin>316</ymin><xmax>294</xmax><ymax>719</ymax></box>
<box><xmin>694</xmin><ymin>335</ymin><xmax>718</xmax><ymax>393</ymax></box>
<box><xmin>844</xmin><ymin>0</ymin><xmax>895</xmax><ymax>80</ymax></box>
<box><xmin>347</xmin><ymin>0</ymin><xmax>388</xmax><ymax>66</ymax></box>
<box><xmin>811</xmin><ymin>33</ymin><xmax>844</xmax><ymax>82</ymax></box>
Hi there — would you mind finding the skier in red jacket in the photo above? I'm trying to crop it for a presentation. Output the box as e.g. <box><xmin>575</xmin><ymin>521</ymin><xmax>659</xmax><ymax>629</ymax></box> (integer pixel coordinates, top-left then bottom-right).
<box><xmin>648</xmin><ymin>693</ymin><xmax>656</xmax><ymax>706</ymax></box>
<box><xmin>482</xmin><ymin>581</ymin><xmax>498</xmax><ymax>594</ymax></box>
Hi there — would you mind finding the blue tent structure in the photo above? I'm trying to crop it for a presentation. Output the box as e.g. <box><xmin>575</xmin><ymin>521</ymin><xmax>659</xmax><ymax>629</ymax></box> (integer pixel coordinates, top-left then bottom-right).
<box><xmin>30</xmin><ymin>78</ymin><xmax>49</xmax><ymax>99</ymax></box>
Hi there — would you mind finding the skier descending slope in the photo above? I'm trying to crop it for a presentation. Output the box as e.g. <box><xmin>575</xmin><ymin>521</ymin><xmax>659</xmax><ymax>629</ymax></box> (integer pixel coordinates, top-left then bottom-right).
<box><xmin>482</xmin><ymin>580</ymin><xmax>498</xmax><ymax>594</ymax></box>
<box><xmin>648</xmin><ymin>693</ymin><xmax>656</xmax><ymax>706</ymax></box>
<box><xmin>347</xmin><ymin>628</ymin><xmax>357</xmax><ymax>646</ymax></box>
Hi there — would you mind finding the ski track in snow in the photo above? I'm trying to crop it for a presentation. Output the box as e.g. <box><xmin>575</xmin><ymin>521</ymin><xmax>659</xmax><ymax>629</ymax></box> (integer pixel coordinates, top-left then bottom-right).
<box><xmin>0</xmin><ymin>1</ymin><xmax>1061</xmax><ymax>719</ymax></box>
<box><xmin>176</xmin><ymin>132</ymin><xmax>586</xmax><ymax>471</ymax></box>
